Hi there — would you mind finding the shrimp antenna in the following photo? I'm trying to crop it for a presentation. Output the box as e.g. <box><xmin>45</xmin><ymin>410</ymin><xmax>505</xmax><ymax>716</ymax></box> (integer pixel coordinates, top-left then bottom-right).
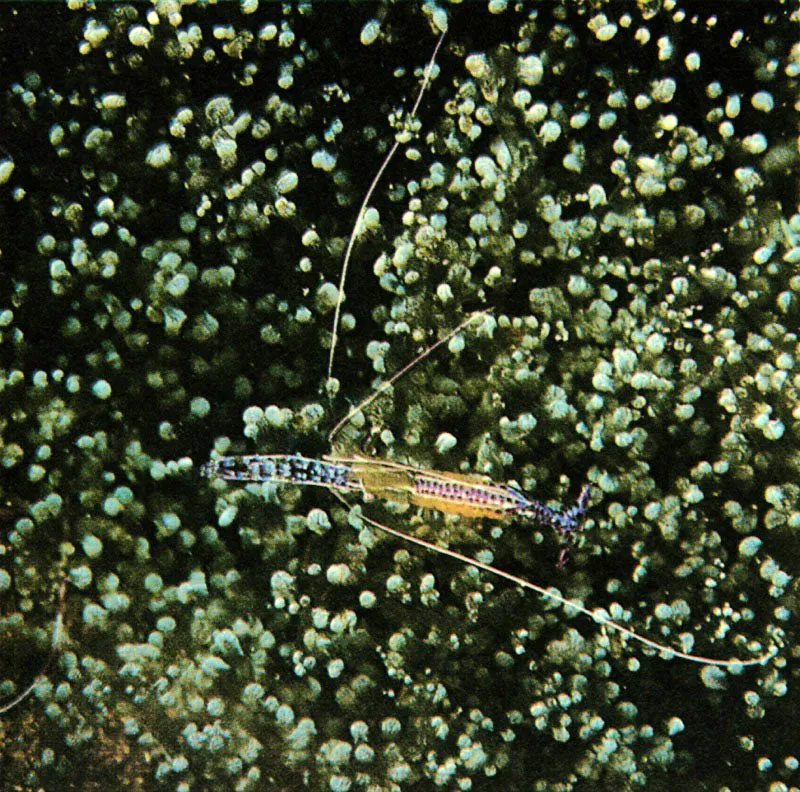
<box><xmin>328</xmin><ymin>308</ymin><xmax>491</xmax><ymax>446</ymax></box>
<box><xmin>326</xmin><ymin>30</ymin><xmax>446</xmax><ymax>386</ymax></box>
<box><xmin>0</xmin><ymin>576</ymin><xmax>68</xmax><ymax>716</ymax></box>
<box><xmin>345</xmin><ymin>503</ymin><xmax>777</xmax><ymax>669</ymax></box>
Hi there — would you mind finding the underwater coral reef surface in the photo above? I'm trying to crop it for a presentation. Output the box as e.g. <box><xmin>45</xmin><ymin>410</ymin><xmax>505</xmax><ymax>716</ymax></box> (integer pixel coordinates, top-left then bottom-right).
<box><xmin>0</xmin><ymin>2</ymin><xmax>797</xmax><ymax>790</ymax></box>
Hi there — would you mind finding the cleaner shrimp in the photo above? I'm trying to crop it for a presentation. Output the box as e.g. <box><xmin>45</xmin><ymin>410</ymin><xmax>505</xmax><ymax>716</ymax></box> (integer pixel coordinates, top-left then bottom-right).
<box><xmin>201</xmin><ymin>27</ymin><xmax>777</xmax><ymax>670</ymax></box>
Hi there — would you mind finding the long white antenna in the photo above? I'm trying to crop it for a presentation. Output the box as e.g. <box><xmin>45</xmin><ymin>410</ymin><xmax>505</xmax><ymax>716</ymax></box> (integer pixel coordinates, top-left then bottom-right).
<box><xmin>328</xmin><ymin>309</ymin><xmax>490</xmax><ymax>446</ymax></box>
<box><xmin>326</xmin><ymin>31</ymin><xmax>446</xmax><ymax>386</ymax></box>
<box><xmin>345</xmin><ymin>503</ymin><xmax>777</xmax><ymax>668</ymax></box>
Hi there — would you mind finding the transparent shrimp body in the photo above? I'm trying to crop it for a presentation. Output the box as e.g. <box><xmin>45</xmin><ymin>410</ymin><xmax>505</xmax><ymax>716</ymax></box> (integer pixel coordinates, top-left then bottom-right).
<box><xmin>201</xmin><ymin>451</ymin><xmax>590</xmax><ymax>551</ymax></box>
